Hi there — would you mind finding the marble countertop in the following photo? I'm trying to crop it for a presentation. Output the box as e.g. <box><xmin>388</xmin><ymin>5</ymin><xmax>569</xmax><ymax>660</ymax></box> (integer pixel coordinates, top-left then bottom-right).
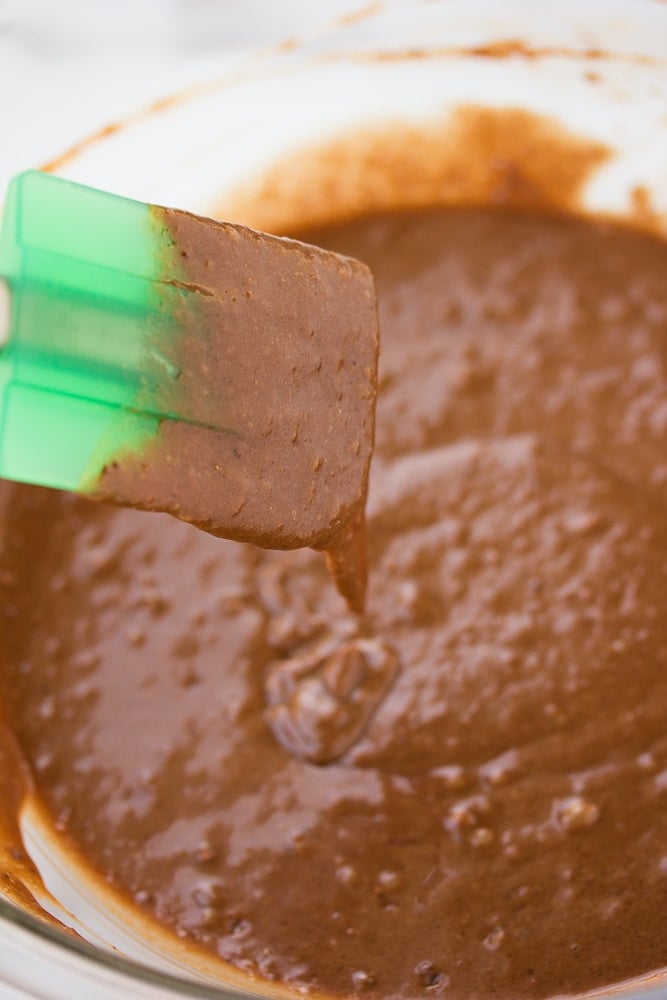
<box><xmin>0</xmin><ymin>0</ymin><xmax>379</xmax><ymax>193</ymax></box>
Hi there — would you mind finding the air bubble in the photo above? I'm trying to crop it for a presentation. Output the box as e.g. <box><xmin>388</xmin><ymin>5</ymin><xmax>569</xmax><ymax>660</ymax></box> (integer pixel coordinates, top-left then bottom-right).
<box><xmin>654</xmin><ymin>770</ymin><xmax>667</xmax><ymax>792</ymax></box>
<box><xmin>39</xmin><ymin>696</ymin><xmax>55</xmax><ymax>721</ymax></box>
<box><xmin>133</xmin><ymin>889</ymin><xmax>154</xmax><ymax>906</ymax></box>
<box><xmin>431</xmin><ymin>764</ymin><xmax>467</xmax><ymax>790</ymax></box>
<box><xmin>637</xmin><ymin>752</ymin><xmax>656</xmax><ymax>771</ymax></box>
<box><xmin>554</xmin><ymin>796</ymin><xmax>600</xmax><ymax>831</ymax></box>
<box><xmin>351</xmin><ymin>970</ymin><xmax>375</xmax><ymax>990</ymax></box>
<box><xmin>414</xmin><ymin>960</ymin><xmax>447</xmax><ymax>990</ymax></box>
<box><xmin>377</xmin><ymin>869</ymin><xmax>401</xmax><ymax>890</ymax></box>
<box><xmin>470</xmin><ymin>827</ymin><xmax>495</xmax><ymax>848</ymax></box>
<box><xmin>336</xmin><ymin>864</ymin><xmax>358</xmax><ymax>887</ymax></box>
<box><xmin>483</xmin><ymin>927</ymin><xmax>505</xmax><ymax>951</ymax></box>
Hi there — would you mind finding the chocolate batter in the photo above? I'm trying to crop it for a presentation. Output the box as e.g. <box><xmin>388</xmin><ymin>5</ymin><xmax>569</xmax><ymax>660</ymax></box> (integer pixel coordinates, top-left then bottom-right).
<box><xmin>94</xmin><ymin>209</ymin><xmax>379</xmax><ymax>612</ymax></box>
<box><xmin>2</xmin><ymin>206</ymin><xmax>667</xmax><ymax>999</ymax></box>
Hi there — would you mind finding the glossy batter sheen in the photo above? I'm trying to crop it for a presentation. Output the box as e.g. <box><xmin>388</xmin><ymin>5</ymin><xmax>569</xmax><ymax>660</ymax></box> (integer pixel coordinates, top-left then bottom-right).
<box><xmin>2</xmin><ymin>208</ymin><xmax>667</xmax><ymax>999</ymax></box>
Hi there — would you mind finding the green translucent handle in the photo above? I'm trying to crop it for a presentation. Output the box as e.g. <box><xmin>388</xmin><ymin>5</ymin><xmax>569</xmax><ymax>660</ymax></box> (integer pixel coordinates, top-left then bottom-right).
<box><xmin>0</xmin><ymin>170</ymin><xmax>170</xmax><ymax>492</ymax></box>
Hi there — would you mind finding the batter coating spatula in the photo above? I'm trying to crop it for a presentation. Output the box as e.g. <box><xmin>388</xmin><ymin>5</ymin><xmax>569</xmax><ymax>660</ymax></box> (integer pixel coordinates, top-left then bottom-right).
<box><xmin>0</xmin><ymin>171</ymin><xmax>378</xmax><ymax>606</ymax></box>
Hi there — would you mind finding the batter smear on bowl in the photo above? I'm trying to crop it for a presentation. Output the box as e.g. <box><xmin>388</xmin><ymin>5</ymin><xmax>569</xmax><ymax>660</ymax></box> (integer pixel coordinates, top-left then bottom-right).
<box><xmin>1</xmin><ymin>203</ymin><xmax>667</xmax><ymax>998</ymax></box>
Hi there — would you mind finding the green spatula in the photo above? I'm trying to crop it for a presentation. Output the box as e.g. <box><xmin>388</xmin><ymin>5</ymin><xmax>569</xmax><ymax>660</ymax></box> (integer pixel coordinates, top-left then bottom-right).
<box><xmin>0</xmin><ymin>170</ymin><xmax>378</xmax><ymax>573</ymax></box>
<box><xmin>0</xmin><ymin>170</ymin><xmax>170</xmax><ymax>492</ymax></box>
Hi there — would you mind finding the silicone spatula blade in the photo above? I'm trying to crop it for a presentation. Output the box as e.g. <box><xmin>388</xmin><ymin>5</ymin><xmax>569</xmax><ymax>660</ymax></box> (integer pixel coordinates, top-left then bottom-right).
<box><xmin>0</xmin><ymin>170</ymin><xmax>167</xmax><ymax>491</ymax></box>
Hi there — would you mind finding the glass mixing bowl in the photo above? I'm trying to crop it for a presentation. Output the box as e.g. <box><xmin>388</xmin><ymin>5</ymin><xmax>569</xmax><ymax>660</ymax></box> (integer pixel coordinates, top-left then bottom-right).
<box><xmin>1</xmin><ymin>1</ymin><xmax>666</xmax><ymax>997</ymax></box>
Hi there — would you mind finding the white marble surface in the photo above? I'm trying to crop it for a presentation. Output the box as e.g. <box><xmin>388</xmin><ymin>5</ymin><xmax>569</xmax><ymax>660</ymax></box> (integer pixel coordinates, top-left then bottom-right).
<box><xmin>0</xmin><ymin>0</ymin><xmax>378</xmax><ymax>193</ymax></box>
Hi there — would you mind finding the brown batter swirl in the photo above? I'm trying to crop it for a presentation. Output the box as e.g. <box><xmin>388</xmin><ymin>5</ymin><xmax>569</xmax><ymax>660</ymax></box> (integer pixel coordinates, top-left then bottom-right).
<box><xmin>2</xmin><ymin>207</ymin><xmax>667</xmax><ymax>998</ymax></box>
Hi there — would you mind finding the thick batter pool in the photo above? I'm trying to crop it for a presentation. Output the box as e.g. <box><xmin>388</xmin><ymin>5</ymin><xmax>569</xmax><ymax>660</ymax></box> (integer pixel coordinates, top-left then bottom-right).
<box><xmin>2</xmin><ymin>206</ymin><xmax>667</xmax><ymax>998</ymax></box>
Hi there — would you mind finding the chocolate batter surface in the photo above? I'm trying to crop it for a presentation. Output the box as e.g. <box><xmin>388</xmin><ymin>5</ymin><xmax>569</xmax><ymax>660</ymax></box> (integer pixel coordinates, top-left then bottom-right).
<box><xmin>2</xmin><ymin>208</ymin><xmax>667</xmax><ymax>998</ymax></box>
